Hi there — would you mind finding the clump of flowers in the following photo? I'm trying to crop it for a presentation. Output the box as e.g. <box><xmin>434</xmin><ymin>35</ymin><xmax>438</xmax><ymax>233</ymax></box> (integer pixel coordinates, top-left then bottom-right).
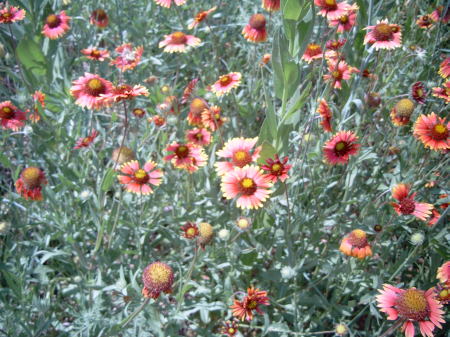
<box><xmin>364</xmin><ymin>19</ymin><xmax>402</xmax><ymax>50</ymax></box>
<box><xmin>211</xmin><ymin>72</ymin><xmax>242</xmax><ymax>96</ymax></box>
<box><xmin>90</xmin><ymin>9</ymin><xmax>108</xmax><ymax>28</ymax></box>
<box><xmin>390</xmin><ymin>183</ymin><xmax>433</xmax><ymax>221</ymax></box>
<box><xmin>142</xmin><ymin>262</ymin><xmax>174</xmax><ymax>299</ymax></box>
<box><xmin>74</xmin><ymin>129</ymin><xmax>99</xmax><ymax>149</ymax></box>
<box><xmin>323</xmin><ymin>131</ymin><xmax>360</xmax><ymax>165</ymax></box>
<box><xmin>164</xmin><ymin>142</ymin><xmax>207</xmax><ymax>173</ymax></box>
<box><xmin>110</xmin><ymin>43</ymin><xmax>144</xmax><ymax>72</ymax></box>
<box><xmin>390</xmin><ymin>98</ymin><xmax>414</xmax><ymax>126</ymax></box>
<box><xmin>42</xmin><ymin>11</ymin><xmax>71</xmax><ymax>39</ymax></box>
<box><xmin>314</xmin><ymin>0</ymin><xmax>351</xmax><ymax>20</ymax></box>
<box><xmin>188</xmin><ymin>7</ymin><xmax>216</xmax><ymax>29</ymax></box>
<box><xmin>181</xmin><ymin>222</ymin><xmax>199</xmax><ymax>240</ymax></box>
<box><xmin>197</xmin><ymin>222</ymin><xmax>214</xmax><ymax>249</ymax></box>
<box><xmin>0</xmin><ymin>100</ymin><xmax>26</xmax><ymax>131</ymax></box>
<box><xmin>231</xmin><ymin>287</ymin><xmax>270</xmax><ymax>321</ymax></box>
<box><xmin>328</xmin><ymin>3</ymin><xmax>359</xmax><ymax>33</ymax></box>
<box><xmin>413</xmin><ymin>113</ymin><xmax>449</xmax><ymax>151</ymax></box>
<box><xmin>339</xmin><ymin>229</ymin><xmax>372</xmax><ymax>259</ymax></box>
<box><xmin>261</xmin><ymin>154</ymin><xmax>291</xmax><ymax>183</ymax></box>
<box><xmin>117</xmin><ymin>160</ymin><xmax>163</xmax><ymax>195</ymax></box>
<box><xmin>15</xmin><ymin>167</ymin><xmax>47</xmax><ymax>201</ymax></box>
<box><xmin>242</xmin><ymin>14</ymin><xmax>267</xmax><ymax>43</ymax></box>
<box><xmin>0</xmin><ymin>3</ymin><xmax>26</xmax><ymax>24</ymax></box>
<box><xmin>70</xmin><ymin>73</ymin><xmax>113</xmax><ymax>110</ymax></box>
<box><xmin>215</xmin><ymin>137</ymin><xmax>261</xmax><ymax>176</ymax></box>
<box><xmin>159</xmin><ymin>32</ymin><xmax>201</xmax><ymax>53</ymax></box>
<box><xmin>316</xmin><ymin>99</ymin><xmax>333</xmax><ymax>132</ymax></box>
<box><xmin>376</xmin><ymin>284</ymin><xmax>445</xmax><ymax>337</ymax></box>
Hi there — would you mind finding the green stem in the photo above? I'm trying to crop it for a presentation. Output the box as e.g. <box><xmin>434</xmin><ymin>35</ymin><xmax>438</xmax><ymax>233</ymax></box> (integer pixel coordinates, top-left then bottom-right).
<box><xmin>116</xmin><ymin>298</ymin><xmax>150</xmax><ymax>329</ymax></box>
<box><xmin>176</xmin><ymin>247</ymin><xmax>199</xmax><ymax>311</ymax></box>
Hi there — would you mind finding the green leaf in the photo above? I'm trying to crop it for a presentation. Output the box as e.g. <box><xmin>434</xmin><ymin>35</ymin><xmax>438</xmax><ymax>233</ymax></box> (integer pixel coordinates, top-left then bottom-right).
<box><xmin>101</xmin><ymin>168</ymin><xmax>116</xmax><ymax>192</ymax></box>
<box><xmin>16</xmin><ymin>37</ymin><xmax>48</xmax><ymax>84</ymax></box>
<box><xmin>283</xmin><ymin>0</ymin><xmax>304</xmax><ymax>20</ymax></box>
<box><xmin>257</xmin><ymin>141</ymin><xmax>277</xmax><ymax>165</ymax></box>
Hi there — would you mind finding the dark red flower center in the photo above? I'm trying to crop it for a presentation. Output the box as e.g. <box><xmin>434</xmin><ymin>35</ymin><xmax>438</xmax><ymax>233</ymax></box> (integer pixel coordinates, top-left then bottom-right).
<box><xmin>0</xmin><ymin>106</ymin><xmax>14</xmax><ymax>119</ymax></box>
<box><xmin>239</xmin><ymin>178</ymin><xmax>257</xmax><ymax>196</ymax></box>
<box><xmin>134</xmin><ymin>169</ymin><xmax>149</xmax><ymax>184</ymax></box>
<box><xmin>339</xmin><ymin>15</ymin><xmax>349</xmax><ymax>24</ymax></box>
<box><xmin>249</xmin><ymin>14</ymin><xmax>266</xmax><ymax>30</ymax></box>
<box><xmin>195</xmin><ymin>132</ymin><xmax>203</xmax><ymax>140</ymax></box>
<box><xmin>171</xmin><ymin>31</ymin><xmax>187</xmax><ymax>44</ymax></box>
<box><xmin>307</xmin><ymin>44</ymin><xmax>322</xmax><ymax>56</ymax></box>
<box><xmin>232</xmin><ymin>150</ymin><xmax>252</xmax><ymax>167</ymax></box>
<box><xmin>133</xmin><ymin>108</ymin><xmax>145</xmax><ymax>117</ymax></box>
<box><xmin>2</xmin><ymin>12</ymin><xmax>12</xmax><ymax>20</ymax></box>
<box><xmin>431</xmin><ymin>124</ymin><xmax>448</xmax><ymax>140</ymax></box>
<box><xmin>332</xmin><ymin>70</ymin><xmax>342</xmax><ymax>80</ymax></box>
<box><xmin>175</xmin><ymin>145</ymin><xmax>189</xmax><ymax>158</ymax></box>
<box><xmin>395</xmin><ymin>289</ymin><xmax>430</xmax><ymax>321</ymax></box>
<box><xmin>247</xmin><ymin>300</ymin><xmax>258</xmax><ymax>309</ymax></box>
<box><xmin>86</xmin><ymin>78</ymin><xmax>106</xmax><ymax>96</ymax></box>
<box><xmin>219</xmin><ymin>75</ymin><xmax>232</xmax><ymax>86</ymax></box>
<box><xmin>46</xmin><ymin>14</ymin><xmax>61</xmax><ymax>28</ymax></box>
<box><xmin>399</xmin><ymin>198</ymin><xmax>416</xmax><ymax>214</ymax></box>
<box><xmin>373</xmin><ymin>23</ymin><xmax>394</xmax><ymax>41</ymax></box>
<box><xmin>91</xmin><ymin>50</ymin><xmax>101</xmax><ymax>58</ymax></box>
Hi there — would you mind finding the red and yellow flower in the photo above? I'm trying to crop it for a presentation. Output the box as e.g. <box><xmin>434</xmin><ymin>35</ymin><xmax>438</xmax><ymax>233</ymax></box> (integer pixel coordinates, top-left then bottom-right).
<box><xmin>0</xmin><ymin>100</ymin><xmax>26</xmax><ymax>131</ymax></box>
<box><xmin>261</xmin><ymin>154</ymin><xmax>292</xmax><ymax>183</ymax></box>
<box><xmin>438</xmin><ymin>57</ymin><xmax>450</xmax><ymax>79</ymax></box>
<box><xmin>42</xmin><ymin>11</ymin><xmax>71</xmax><ymax>39</ymax></box>
<box><xmin>188</xmin><ymin>7</ymin><xmax>216</xmax><ymax>29</ymax></box>
<box><xmin>118</xmin><ymin>160</ymin><xmax>163</xmax><ymax>195</ymax></box>
<box><xmin>301</xmin><ymin>43</ymin><xmax>323</xmax><ymax>63</ymax></box>
<box><xmin>262</xmin><ymin>0</ymin><xmax>281</xmax><ymax>12</ymax></box>
<box><xmin>186</xmin><ymin>128</ymin><xmax>211</xmax><ymax>146</ymax></box>
<box><xmin>181</xmin><ymin>222</ymin><xmax>199</xmax><ymax>239</ymax></box>
<box><xmin>220</xmin><ymin>320</ymin><xmax>239</xmax><ymax>336</ymax></box>
<box><xmin>323</xmin><ymin>131</ymin><xmax>360</xmax><ymax>165</ymax></box>
<box><xmin>363</xmin><ymin>19</ymin><xmax>402</xmax><ymax>50</ymax></box>
<box><xmin>437</xmin><ymin>261</ymin><xmax>450</xmax><ymax>284</ymax></box>
<box><xmin>413</xmin><ymin>113</ymin><xmax>449</xmax><ymax>151</ymax></box>
<box><xmin>431</xmin><ymin>81</ymin><xmax>450</xmax><ymax>103</ymax></box>
<box><xmin>390</xmin><ymin>98</ymin><xmax>414</xmax><ymax>126</ymax></box>
<box><xmin>70</xmin><ymin>73</ymin><xmax>113</xmax><ymax>110</ymax></box>
<box><xmin>216</xmin><ymin>137</ymin><xmax>261</xmax><ymax>176</ymax></box>
<box><xmin>328</xmin><ymin>4</ymin><xmax>358</xmax><ymax>33</ymax></box>
<box><xmin>201</xmin><ymin>105</ymin><xmax>226</xmax><ymax>131</ymax></box>
<box><xmin>242</xmin><ymin>14</ymin><xmax>267</xmax><ymax>43</ymax></box>
<box><xmin>90</xmin><ymin>9</ymin><xmax>108</xmax><ymax>28</ymax></box>
<box><xmin>323</xmin><ymin>60</ymin><xmax>359</xmax><ymax>89</ymax></box>
<box><xmin>339</xmin><ymin>229</ymin><xmax>372</xmax><ymax>259</ymax></box>
<box><xmin>153</xmin><ymin>0</ymin><xmax>186</xmax><ymax>8</ymax></box>
<box><xmin>390</xmin><ymin>183</ymin><xmax>433</xmax><ymax>221</ymax></box>
<box><xmin>110</xmin><ymin>43</ymin><xmax>144</xmax><ymax>72</ymax></box>
<box><xmin>142</xmin><ymin>262</ymin><xmax>174</xmax><ymax>299</ymax></box>
<box><xmin>411</xmin><ymin>82</ymin><xmax>427</xmax><ymax>104</ymax></box>
<box><xmin>231</xmin><ymin>287</ymin><xmax>270</xmax><ymax>321</ymax></box>
<box><xmin>211</xmin><ymin>72</ymin><xmax>242</xmax><ymax>96</ymax></box>
<box><xmin>187</xmin><ymin>97</ymin><xmax>208</xmax><ymax>127</ymax></box>
<box><xmin>74</xmin><ymin>129</ymin><xmax>99</xmax><ymax>149</ymax></box>
<box><xmin>316</xmin><ymin>99</ymin><xmax>333</xmax><ymax>132</ymax></box>
<box><xmin>0</xmin><ymin>4</ymin><xmax>25</xmax><ymax>24</ymax></box>
<box><xmin>15</xmin><ymin>167</ymin><xmax>47</xmax><ymax>201</ymax></box>
<box><xmin>314</xmin><ymin>0</ymin><xmax>351</xmax><ymax>20</ymax></box>
<box><xmin>416</xmin><ymin>15</ymin><xmax>434</xmax><ymax>29</ymax></box>
<box><xmin>159</xmin><ymin>32</ymin><xmax>201</xmax><ymax>53</ymax></box>
<box><xmin>164</xmin><ymin>142</ymin><xmax>207</xmax><ymax>172</ymax></box>
<box><xmin>81</xmin><ymin>47</ymin><xmax>109</xmax><ymax>61</ymax></box>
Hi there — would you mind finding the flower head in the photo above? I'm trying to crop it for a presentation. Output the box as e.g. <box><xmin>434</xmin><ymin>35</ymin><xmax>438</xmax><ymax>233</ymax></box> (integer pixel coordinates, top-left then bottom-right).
<box><xmin>231</xmin><ymin>287</ymin><xmax>270</xmax><ymax>321</ymax></box>
<box><xmin>437</xmin><ymin>261</ymin><xmax>450</xmax><ymax>284</ymax></box>
<box><xmin>261</xmin><ymin>154</ymin><xmax>292</xmax><ymax>183</ymax></box>
<box><xmin>118</xmin><ymin>160</ymin><xmax>163</xmax><ymax>195</ymax></box>
<box><xmin>323</xmin><ymin>60</ymin><xmax>359</xmax><ymax>89</ymax></box>
<box><xmin>260</xmin><ymin>53</ymin><xmax>271</xmax><ymax>66</ymax></box>
<box><xmin>81</xmin><ymin>47</ymin><xmax>109</xmax><ymax>61</ymax></box>
<box><xmin>74</xmin><ymin>129</ymin><xmax>99</xmax><ymax>149</ymax></box>
<box><xmin>390</xmin><ymin>98</ymin><xmax>414</xmax><ymax>126</ymax></box>
<box><xmin>411</xmin><ymin>82</ymin><xmax>427</xmax><ymax>104</ymax></box>
<box><xmin>438</xmin><ymin>57</ymin><xmax>450</xmax><ymax>79</ymax></box>
<box><xmin>216</xmin><ymin>137</ymin><xmax>261</xmax><ymax>176</ymax></box>
<box><xmin>323</xmin><ymin>131</ymin><xmax>360</xmax><ymax>165</ymax></box>
<box><xmin>15</xmin><ymin>167</ymin><xmax>47</xmax><ymax>201</ymax></box>
<box><xmin>431</xmin><ymin>81</ymin><xmax>450</xmax><ymax>103</ymax></box>
<box><xmin>236</xmin><ymin>217</ymin><xmax>252</xmax><ymax>231</ymax></box>
<box><xmin>390</xmin><ymin>183</ymin><xmax>433</xmax><ymax>221</ymax></box>
<box><xmin>413</xmin><ymin>113</ymin><xmax>449</xmax><ymax>151</ymax></box>
<box><xmin>262</xmin><ymin>0</ymin><xmax>281</xmax><ymax>12</ymax></box>
<box><xmin>416</xmin><ymin>15</ymin><xmax>434</xmax><ymax>29</ymax></box>
<box><xmin>314</xmin><ymin>0</ymin><xmax>352</xmax><ymax>20</ymax></box>
<box><xmin>100</xmin><ymin>84</ymin><xmax>149</xmax><ymax>104</ymax></box>
<box><xmin>186</xmin><ymin>128</ymin><xmax>211</xmax><ymax>146</ymax></box>
<box><xmin>159</xmin><ymin>32</ymin><xmax>201</xmax><ymax>53</ymax></box>
<box><xmin>151</xmin><ymin>115</ymin><xmax>166</xmax><ymax>127</ymax></box>
<box><xmin>0</xmin><ymin>4</ymin><xmax>25</xmax><ymax>24</ymax></box>
<box><xmin>181</xmin><ymin>222</ymin><xmax>199</xmax><ymax>239</ymax></box>
<box><xmin>376</xmin><ymin>285</ymin><xmax>445</xmax><ymax>337</ymax></box>
<box><xmin>90</xmin><ymin>9</ymin><xmax>108</xmax><ymax>28</ymax></box>
<box><xmin>364</xmin><ymin>19</ymin><xmax>402</xmax><ymax>50</ymax></box>
<box><xmin>164</xmin><ymin>142</ymin><xmax>207</xmax><ymax>172</ymax></box>
<box><xmin>110</xmin><ymin>44</ymin><xmax>144</xmax><ymax>72</ymax></box>
<box><xmin>187</xmin><ymin>97</ymin><xmax>208</xmax><ymax>127</ymax></box>
<box><xmin>220</xmin><ymin>320</ymin><xmax>239</xmax><ymax>336</ymax></box>
<box><xmin>221</xmin><ymin>165</ymin><xmax>272</xmax><ymax>209</ymax></box>
<box><xmin>335</xmin><ymin>324</ymin><xmax>348</xmax><ymax>336</ymax></box>
<box><xmin>201</xmin><ymin>105</ymin><xmax>226</xmax><ymax>131</ymax></box>
<box><xmin>339</xmin><ymin>229</ymin><xmax>372</xmax><ymax>259</ymax></box>
<box><xmin>132</xmin><ymin>108</ymin><xmax>146</xmax><ymax>118</ymax></box>
<box><xmin>316</xmin><ymin>99</ymin><xmax>333</xmax><ymax>132</ymax></box>
<box><xmin>211</xmin><ymin>72</ymin><xmax>242</xmax><ymax>96</ymax></box>
<box><xmin>70</xmin><ymin>73</ymin><xmax>113</xmax><ymax>110</ymax></box>
<box><xmin>197</xmin><ymin>222</ymin><xmax>214</xmax><ymax>249</ymax></box>
<box><xmin>0</xmin><ymin>100</ymin><xmax>26</xmax><ymax>131</ymax></box>
<box><xmin>153</xmin><ymin>0</ymin><xmax>186</xmax><ymax>8</ymax></box>
<box><xmin>188</xmin><ymin>7</ymin><xmax>216</xmax><ymax>29</ymax></box>
<box><xmin>301</xmin><ymin>43</ymin><xmax>323</xmax><ymax>63</ymax></box>
<box><xmin>328</xmin><ymin>4</ymin><xmax>358</xmax><ymax>33</ymax></box>
<box><xmin>434</xmin><ymin>284</ymin><xmax>450</xmax><ymax>305</ymax></box>
<box><xmin>326</xmin><ymin>38</ymin><xmax>347</xmax><ymax>50</ymax></box>
<box><xmin>42</xmin><ymin>11</ymin><xmax>71</xmax><ymax>39</ymax></box>
<box><xmin>142</xmin><ymin>262</ymin><xmax>174</xmax><ymax>299</ymax></box>
<box><xmin>242</xmin><ymin>14</ymin><xmax>267</xmax><ymax>43</ymax></box>
<box><xmin>30</xmin><ymin>91</ymin><xmax>45</xmax><ymax>123</ymax></box>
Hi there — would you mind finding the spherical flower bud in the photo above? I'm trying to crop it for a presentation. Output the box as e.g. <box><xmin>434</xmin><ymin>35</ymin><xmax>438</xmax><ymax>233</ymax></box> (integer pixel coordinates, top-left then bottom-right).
<box><xmin>410</xmin><ymin>232</ymin><xmax>425</xmax><ymax>245</ymax></box>
<box><xmin>0</xmin><ymin>221</ymin><xmax>10</xmax><ymax>234</ymax></box>
<box><xmin>197</xmin><ymin>222</ymin><xmax>214</xmax><ymax>249</ymax></box>
<box><xmin>335</xmin><ymin>323</ymin><xmax>348</xmax><ymax>336</ymax></box>
<box><xmin>142</xmin><ymin>261</ymin><xmax>174</xmax><ymax>299</ymax></box>
<box><xmin>373</xmin><ymin>224</ymin><xmax>383</xmax><ymax>232</ymax></box>
<box><xmin>161</xmin><ymin>85</ymin><xmax>170</xmax><ymax>94</ymax></box>
<box><xmin>112</xmin><ymin>146</ymin><xmax>136</xmax><ymax>166</ymax></box>
<box><xmin>236</xmin><ymin>217</ymin><xmax>252</xmax><ymax>231</ymax></box>
<box><xmin>218</xmin><ymin>228</ymin><xmax>230</xmax><ymax>240</ymax></box>
<box><xmin>79</xmin><ymin>190</ymin><xmax>91</xmax><ymax>200</ymax></box>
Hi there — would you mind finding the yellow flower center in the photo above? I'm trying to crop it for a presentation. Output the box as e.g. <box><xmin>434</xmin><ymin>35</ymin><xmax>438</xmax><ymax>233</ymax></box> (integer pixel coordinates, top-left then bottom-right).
<box><xmin>87</xmin><ymin>78</ymin><xmax>103</xmax><ymax>90</ymax></box>
<box><xmin>237</xmin><ymin>218</ymin><xmax>250</xmax><ymax>229</ymax></box>
<box><xmin>416</xmin><ymin>88</ymin><xmax>423</xmax><ymax>97</ymax></box>
<box><xmin>0</xmin><ymin>106</ymin><xmax>13</xmax><ymax>119</ymax></box>
<box><xmin>239</xmin><ymin>177</ymin><xmax>258</xmax><ymax>196</ymax></box>
<box><xmin>309</xmin><ymin>43</ymin><xmax>320</xmax><ymax>51</ymax></box>
<box><xmin>228</xmin><ymin>328</ymin><xmax>235</xmax><ymax>334</ymax></box>
<box><xmin>186</xmin><ymin>228</ymin><xmax>196</xmax><ymax>237</ymax></box>
<box><xmin>435</xmin><ymin>124</ymin><xmax>446</xmax><ymax>134</ymax></box>
<box><xmin>332</xmin><ymin>70</ymin><xmax>341</xmax><ymax>79</ymax></box>
<box><xmin>219</xmin><ymin>75</ymin><xmax>232</xmax><ymax>86</ymax></box>
<box><xmin>46</xmin><ymin>14</ymin><xmax>60</xmax><ymax>28</ymax></box>
<box><xmin>335</xmin><ymin>141</ymin><xmax>346</xmax><ymax>151</ymax></box>
<box><xmin>2</xmin><ymin>13</ymin><xmax>12</xmax><ymax>19</ymax></box>
<box><xmin>171</xmin><ymin>31</ymin><xmax>187</xmax><ymax>44</ymax></box>
<box><xmin>148</xmin><ymin>264</ymin><xmax>172</xmax><ymax>285</ymax></box>
<box><xmin>325</xmin><ymin>0</ymin><xmax>336</xmax><ymax>6</ymax></box>
<box><xmin>440</xmin><ymin>290</ymin><xmax>449</xmax><ymax>299</ymax></box>
<box><xmin>241</xmin><ymin>178</ymin><xmax>254</xmax><ymax>189</ymax></box>
<box><xmin>175</xmin><ymin>145</ymin><xmax>189</xmax><ymax>158</ymax></box>
<box><xmin>272</xmin><ymin>163</ymin><xmax>281</xmax><ymax>172</ymax></box>
<box><xmin>340</xmin><ymin>15</ymin><xmax>349</xmax><ymax>24</ymax></box>
<box><xmin>398</xmin><ymin>289</ymin><xmax>428</xmax><ymax>313</ymax></box>
<box><xmin>214</xmin><ymin>113</ymin><xmax>220</xmax><ymax>120</ymax></box>
<box><xmin>247</xmin><ymin>300</ymin><xmax>258</xmax><ymax>309</ymax></box>
<box><xmin>232</xmin><ymin>150</ymin><xmax>252</xmax><ymax>167</ymax></box>
<box><xmin>133</xmin><ymin>108</ymin><xmax>145</xmax><ymax>116</ymax></box>
<box><xmin>431</xmin><ymin>123</ymin><xmax>448</xmax><ymax>140</ymax></box>
<box><xmin>352</xmin><ymin>229</ymin><xmax>366</xmax><ymax>239</ymax></box>
<box><xmin>394</xmin><ymin>98</ymin><xmax>414</xmax><ymax>117</ymax></box>
<box><xmin>348</xmin><ymin>229</ymin><xmax>368</xmax><ymax>248</ymax></box>
<box><xmin>134</xmin><ymin>169</ymin><xmax>149</xmax><ymax>183</ymax></box>
<box><xmin>22</xmin><ymin>167</ymin><xmax>42</xmax><ymax>188</ymax></box>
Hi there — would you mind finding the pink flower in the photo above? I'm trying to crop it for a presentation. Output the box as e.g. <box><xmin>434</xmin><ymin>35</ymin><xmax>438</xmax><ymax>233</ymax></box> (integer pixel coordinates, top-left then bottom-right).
<box><xmin>153</xmin><ymin>0</ymin><xmax>186</xmax><ymax>8</ymax></box>
<box><xmin>211</xmin><ymin>72</ymin><xmax>242</xmax><ymax>96</ymax></box>
<box><xmin>301</xmin><ymin>43</ymin><xmax>323</xmax><ymax>63</ymax></box>
<box><xmin>431</xmin><ymin>81</ymin><xmax>450</xmax><ymax>103</ymax></box>
<box><xmin>201</xmin><ymin>105</ymin><xmax>226</xmax><ymax>131</ymax></box>
<box><xmin>70</xmin><ymin>73</ymin><xmax>113</xmax><ymax>110</ymax></box>
<box><xmin>261</xmin><ymin>154</ymin><xmax>292</xmax><ymax>183</ymax></box>
<box><xmin>262</xmin><ymin>0</ymin><xmax>281</xmax><ymax>12</ymax></box>
<box><xmin>99</xmin><ymin>84</ymin><xmax>149</xmax><ymax>104</ymax></box>
<box><xmin>186</xmin><ymin>128</ymin><xmax>211</xmax><ymax>146</ymax></box>
<box><xmin>390</xmin><ymin>183</ymin><xmax>433</xmax><ymax>221</ymax></box>
<box><xmin>314</xmin><ymin>0</ymin><xmax>351</xmax><ymax>20</ymax></box>
<box><xmin>188</xmin><ymin>7</ymin><xmax>216</xmax><ymax>29</ymax></box>
<box><xmin>328</xmin><ymin>4</ymin><xmax>358</xmax><ymax>33</ymax></box>
<box><xmin>81</xmin><ymin>47</ymin><xmax>109</xmax><ymax>61</ymax></box>
<box><xmin>0</xmin><ymin>100</ymin><xmax>26</xmax><ymax>131</ymax></box>
<box><xmin>215</xmin><ymin>137</ymin><xmax>261</xmax><ymax>176</ymax></box>
<box><xmin>363</xmin><ymin>19</ymin><xmax>402</xmax><ymax>50</ymax></box>
<box><xmin>118</xmin><ymin>160</ymin><xmax>163</xmax><ymax>195</ymax></box>
<box><xmin>0</xmin><ymin>4</ymin><xmax>26</xmax><ymax>24</ymax></box>
<box><xmin>438</xmin><ymin>57</ymin><xmax>450</xmax><ymax>79</ymax></box>
<box><xmin>164</xmin><ymin>142</ymin><xmax>207</xmax><ymax>173</ymax></box>
<box><xmin>323</xmin><ymin>60</ymin><xmax>359</xmax><ymax>89</ymax></box>
<box><xmin>221</xmin><ymin>165</ymin><xmax>273</xmax><ymax>209</ymax></box>
<box><xmin>159</xmin><ymin>32</ymin><xmax>201</xmax><ymax>53</ymax></box>
<box><xmin>74</xmin><ymin>129</ymin><xmax>99</xmax><ymax>149</ymax></box>
<box><xmin>413</xmin><ymin>112</ymin><xmax>450</xmax><ymax>151</ymax></box>
<box><xmin>42</xmin><ymin>11</ymin><xmax>71</xmax><ymax>39</ymax></box>
<box><xmin>110</xmin><ymin>44</ymin><xmax>144</xmax><ymax>72</ymax></box>
<box><xmin>376</xmin><ymin>284</ymin><xmax>445</xmax><ymax>337</ymax></box>
<box><xmin>437</xmin><ymin>261</ymin><xmax>450</xmax><ymax>284</ymax></box>
<box><xmin>323</xmin><ymin>131</ymin><xmax>360</xmax><ymax>165</ymax></box>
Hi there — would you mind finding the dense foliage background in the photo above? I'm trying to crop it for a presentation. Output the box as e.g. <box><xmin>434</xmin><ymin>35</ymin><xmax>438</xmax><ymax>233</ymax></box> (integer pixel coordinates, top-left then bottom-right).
<box><xmin>0</xmin><ymin>0</ymin><xmax>449</xmax><ymax>336</ymax></box>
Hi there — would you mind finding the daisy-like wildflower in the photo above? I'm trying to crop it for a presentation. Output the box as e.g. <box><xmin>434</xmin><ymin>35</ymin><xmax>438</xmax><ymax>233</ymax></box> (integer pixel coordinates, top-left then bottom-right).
<box><xmin>438</xmin><ymin>57</ymin><xmax>450</xmax><ymax>79</ymax></box>
<box><xmin>197</xmin><ymin>222</ymin><xmax>214</xmax><ymax>249</ymax></box>
<box><xmin>181</xmin><ymin>222</ymin><xmax>199</xmax><ymax>239</ymax></box>
<box><xmin>90</xmin><ymin>9</ymin><xmax>108</xmax><ymax>28</ymax></box>
<box><xmin>323</xmin><ymin>131</ymin><xmax>360</xmax><ymax>165</ymax></box>
<box><xmin>118</xmin><ymin>160</ymin><xmax>163</xmax><ymax>195</ymax></box>
<box><xmin>431</xmin><ymin>6</ymin><xmax>450</xmax><ymax>23</ymax></box>
<box><xmin>261</xmin><ymin>154</ymin><xmax>292</xmax><ymax>183</ymax></box>
<box><xmin>42</xmin><ymin>11</ymin><xmax>71</xmax><ymax>39</ymax></box>
<box><xmin>201</xmin><ymin>105</ymin><xmax>226</xmax><ymax>131</ymax></box>
<box><xmin>142</xmin><ymin>262</ymin><xmax>174</xmax><ymax>299</ymax></box>
<box><xmin>242</xmin><ymin>14</ymin><xmax>267</xmax><ymax>43</ymax></box>
<box><xmin>151</xmin><ymin>115</ymin><xmax>166</xmax><ymax>127</ymax></box>
<box><xmin>132</xmin><ymin>108</ymin><xmax>146</xmax><ymax>118</ymax></box>
<box><xmin>326</xmin><ymin>38</ymin><xmax>347</xmax><ymax>51</ymax></box>
<box><xmin>15</xmin><ymin>167</ymin><xmax>47</xmax><ymax>201</ymax></box>
<box><xmin>73</xmin><ymin>129</ymin><xmax>99</xmax><ymax>149</ymax></box>
<box><xmin>215</xmin><ymin>137</ymin><xmax>262</xmax><ymax>176</ymax></box>
<box><xmin>431</xmin><ymin>81</ymin><xmax>450</xmax><ymax>103</ymax></box>
<box><xmin>164</xmin><ymin>142</ymin><xmax>207</xmax><ymax>172</ymax></box>
<box><xmin>339</xmin><ymin>229</ymin><xmax>372</xmax><ymax>259</ymax></box>
<box><xmin>416</xmin><ymin>15</ymin><xmax>434</xmax><ymax>29</ymax></box>
<box><xmin>181</xmin><ymin>78</ymin><xmax>199</xmax><ymax>104</ymax></box>
<box><xmin>0</xmin><ymin>3</ymin><xmax>25</xmax><ymax>24</ymax></box>
<box><xmin>328</xmin><ymin>4</ymin><xmax>358</xmax><ymax>33</ymax></box>
<box><xmin>316</xmin><ymin>99</ymin><xmax>333</xmax><ymax>132</ymax></box>
<box><xmin>260</xmin><ymin>53</ymin><xmax>271</xmax><ymax>66</ymax></box>
<box><xmin>186</xmin><ymin>128</ymin><xmax>211</xmax><ymax>146</ymax></box>
<box><xmin>70</xmin><ymin>73</ymin><xmax>113</xmax><ymax>110</ymax></box>
<box><xmin>231</xmin><ymin>287</ymin><xmax>270</xmax><ymax>321</ymax></box>
<box><xmin>159</xmin><ymin>32</ymin><xmax>201</xmax><ymax>53</ymax></box>
<box><xmin>413</xmin><ymin>113</ymin><xmax>450</xmax><ymax>151</ymax></box>
<box><xmin>364</xmin><ymin>19</ymin><xmax>402</xmax><ymax>50</ymax></box>
<box><xmin>220</xmin><ymin>320</ymin><xmax>239</xmax><ymax>336</ymax></box>
<box><xmin>100</xmin><ymin>84</ymin><xmax>149</xmax><ymax>104</ymax></box>
<box><xmin>221</xmin><ymin>165</ymin><xmax>272</xmax><ymax>209</ymax></box>
<box><xmin>376</xmin><ymin>284</ymin><xmax>445</xmax><ymax>337</ymax></box>
<box><xmin>301</xmin><ymin>43</ymin><xmax>323</xmax><ymax>63</ymax></box>
<box><xmin>110</xmin><ymin>43</ymin><xmax>144</xmax><ymax>72</ymax></box>
<box><xmin>411</xmin><ymin>82</ymin><xmax>427</xmax><ymax>104</ymax></box>
<box><xmin>0</xmin><ymin>100</ymin><xmax>26</xmax><ymax>131</ymax></box>
<box><xmin>211</xmin><ymin>72</ymin><xmax>242</xmax><ymax>96</ymax></box>
<box><xmin>81</xmin><ymin>47</ymin><xmax>109</xmax><ymax>61</ymax></box>
<box><xmin>236</xmin><ymin>217</ymin><xmax>252</xmax><ymax>231</ymax></box>
<box><xmin>112</xmin><ymin>146</ymin><xmax>136</xmax><ymax>166</ymax></box>
<box><xmin>262</xmin><ymin>0</ymin><xmax>281</xmax><ymax>12</ymax></box>
<box><xmin>187</xmin><ymin>97</ymin><xmax>208</xmax><ymax>127</ymax></box>
<box><xmin>390</xmin><ymin>183</ymin><xmax>433</xmax><ymax>221</ymax></box>
<box><xmin>437</xmin><ymin>261</ymin><xmax>450</xmax><ymax>284</ymax></box>
<box><xmin>335</xmin><ymin>324</ymin><xmax>348</xmax><ymax>336</ymax></box>
<box><xmin>390</xmin><ymin>98</ymin><xmax>415</xmax><ymax>126</ymax></box>
<box><xmin>153</xmin><ymin>0</ymin><xmax>186</xmax><ymax>8</ymax></box>
<box><xmin>314</xmin><ymin>0</ymin><xmax>351</xmax><ymax>20</ymax></box>
<box><xmin>323</xmin><ymin>60</ymin><xmax>359</xmax><ymax>89</ymax></box>
<box><xmin>188</xmin><ymin>7</ymin><xmax>216</xmax><ymax>29</ymax></box>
